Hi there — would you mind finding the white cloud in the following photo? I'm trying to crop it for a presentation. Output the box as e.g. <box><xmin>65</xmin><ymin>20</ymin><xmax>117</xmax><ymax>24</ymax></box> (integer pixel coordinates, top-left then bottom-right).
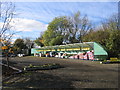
<box><xmin>0</xmin><ymin>18</ymin><xmax>48</xmax><ymax>32</ymax></box>
<box><xmin>9</xmin><ymin>18</ymin><xmax>48</xmax><ymax>32</ymax></box>
<box><xmin>0</xmin><ymin>18</ymin><xmax>48</xmax><ymax>40</ymax></box>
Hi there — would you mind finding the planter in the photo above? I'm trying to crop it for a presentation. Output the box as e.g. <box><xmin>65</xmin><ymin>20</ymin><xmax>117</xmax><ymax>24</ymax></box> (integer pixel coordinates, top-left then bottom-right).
<box><xmin>100</xmin><ymin>60</ymin><xmax>120</xmax><ymax>64</ymax></box>
<box><xmin>24</xmin><ymin>63</ymin><xmax>61</xmax><ymax>71</ymax></box>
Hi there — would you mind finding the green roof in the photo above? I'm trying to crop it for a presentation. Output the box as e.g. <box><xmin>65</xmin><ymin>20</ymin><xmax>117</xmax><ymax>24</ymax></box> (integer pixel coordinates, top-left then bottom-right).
<box><xmin>31</xmin><ymin>42</ymin><xmax>108</xmax><ymax>56</ymax></box>
<box><xmin>94</xmin><ymin>42</ymin><xmax>108</xmax><ymax>55</ymax></box>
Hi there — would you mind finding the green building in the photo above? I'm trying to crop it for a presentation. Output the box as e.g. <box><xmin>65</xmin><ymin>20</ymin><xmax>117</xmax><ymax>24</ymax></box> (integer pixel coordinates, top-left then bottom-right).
<box><xmin>31</xmin><ymin>42</ymin><xmax>108</xmax><ymax>60</ymax></box>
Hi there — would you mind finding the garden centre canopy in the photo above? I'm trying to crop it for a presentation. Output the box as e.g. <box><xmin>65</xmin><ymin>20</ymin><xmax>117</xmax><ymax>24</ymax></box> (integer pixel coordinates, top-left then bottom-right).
<box><xmin>31</xmin><ymin>42</ymin><xmax>108</xmax><ymax>56</ymax></box>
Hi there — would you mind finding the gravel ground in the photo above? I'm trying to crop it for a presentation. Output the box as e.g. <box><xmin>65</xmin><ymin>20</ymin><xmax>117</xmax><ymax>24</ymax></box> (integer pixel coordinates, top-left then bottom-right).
<box><xmin>2</xmin><ymin>56</ymin><xmax>119</xmax><ymax>89</ymax></box>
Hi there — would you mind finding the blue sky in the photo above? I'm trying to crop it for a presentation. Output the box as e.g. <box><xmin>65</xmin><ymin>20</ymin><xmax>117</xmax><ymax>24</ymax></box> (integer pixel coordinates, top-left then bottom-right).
<box><xmin>1</xmin><ymin>1</ymin><xmax>118</xmax><ymax>41</ymax></box>
<box><xmin>15</xmin><ymin>2</ymin><xmax>117</xmax><ymax>23</ymax></box>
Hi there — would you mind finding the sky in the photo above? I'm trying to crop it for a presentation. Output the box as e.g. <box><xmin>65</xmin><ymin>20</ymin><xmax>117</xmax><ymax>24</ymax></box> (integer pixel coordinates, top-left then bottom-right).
<box><xmin>0</xmin><ymin>1</ymin><xmax>119</xmax><ymax>42</ymax></box>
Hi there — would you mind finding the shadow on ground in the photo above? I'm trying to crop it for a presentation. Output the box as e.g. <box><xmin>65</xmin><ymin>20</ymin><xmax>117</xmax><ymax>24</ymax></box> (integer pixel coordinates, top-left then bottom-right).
<box><xmin>3</xmin><ymin>71</ymin><xmax>74</xmax><ymax>89</ymax></box>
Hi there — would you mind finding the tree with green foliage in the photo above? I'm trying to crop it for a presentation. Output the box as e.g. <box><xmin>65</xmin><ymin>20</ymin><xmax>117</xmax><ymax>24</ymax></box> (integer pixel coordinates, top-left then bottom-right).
<box><xmin>42</xmin><ymin>11</ymin><xmax>92</xmax><ymax>45</ymax></box>
<box><xmin>34</xmin><ymin>37</ymin><xmax>44</xmax><ymax>47</ymax></box>
<box><xmin>49</xmin><ymin>36</ymin><xmax>63</xmax><ymax>46</ymax></box>
<box><xmin>13</xmin><ymin>38</ymin><xmax>27</xmax><ymax>53</ymax></box>
<box><xmin>101</xmin><ymin>14</ymin><xmax>120</xmax><ymax>57</ymax></box>
<box><xmin>83</xmin><ymin>30</ymin><xmax>110</xmax><ymax>47</ymax></box>
<box><xmin>83</xmin><ymin>14</ymin><xmax>120</xmax><ymax>58</ymax></box>
<box><xmin>42</xmin><ymin>16</ymin><xmax>67</xmax><ymax>46</ymax></box>
<box><xmin>106</xmin><ymin>30</ymin><xmax>120</xmax><ymax>57</ymax></box>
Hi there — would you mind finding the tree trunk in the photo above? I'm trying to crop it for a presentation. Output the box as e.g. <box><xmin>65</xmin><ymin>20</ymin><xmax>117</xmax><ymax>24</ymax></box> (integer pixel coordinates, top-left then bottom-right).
<box><xmin>6</xmin><ymin>54</ymin><xmax>9</xmax><ymax>68</ymax></box>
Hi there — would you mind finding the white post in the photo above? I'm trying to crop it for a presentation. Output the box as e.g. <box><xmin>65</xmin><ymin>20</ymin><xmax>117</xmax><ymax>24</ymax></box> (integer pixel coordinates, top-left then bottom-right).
<box><xmin>39</xmin><ymin>53</ymin><xmax>41</xmax><ymax>57</ymax></box>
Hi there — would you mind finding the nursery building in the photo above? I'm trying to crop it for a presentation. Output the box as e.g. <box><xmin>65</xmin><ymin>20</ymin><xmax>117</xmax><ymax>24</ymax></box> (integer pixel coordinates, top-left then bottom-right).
<box><xmin>31</xmin><ymin>42</ymin><xmax>108</xmax><ymax>60</ymax></box>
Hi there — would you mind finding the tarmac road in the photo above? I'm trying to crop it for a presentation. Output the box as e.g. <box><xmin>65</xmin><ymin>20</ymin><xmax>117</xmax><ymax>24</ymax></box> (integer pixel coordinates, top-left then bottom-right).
<box><xmin>2</xmin><ymin>56</ymin><xmax>119</xmax><ymax>89</ymax></box>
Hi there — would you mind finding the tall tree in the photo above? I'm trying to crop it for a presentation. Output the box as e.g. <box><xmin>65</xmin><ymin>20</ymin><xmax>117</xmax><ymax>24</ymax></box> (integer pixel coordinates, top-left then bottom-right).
<box><xmin>42</xmin><ymin>16</ymin><xmax>67</xmax><ymax>46</ymax></box>
<box><xmin>83</xmin><ymin>14</ymin><xmax>120</xmax><ymax>58</ymax></box>
<box><xmin>71</xmin><ymin>11</ymin><xmax>92</xmax><ymax>43</ymax></box>
<box><xmin>0</xmin><ymin>2</ymin><xmax>16</xmax><ymax>45</ymax></box>
<box><xmin>42</xmin><ymin>11</ymin><xmax>92</xmax><ymax>45</ymax></box>
<box><xmin>0</xmin><ymin>2</ymin><xmax>16</xmax><ymax>67</ymax></box>
<box><xmin>103</xmin><ymin>14</ymin><xmax>120</xmax><ymax>57</ymax></box>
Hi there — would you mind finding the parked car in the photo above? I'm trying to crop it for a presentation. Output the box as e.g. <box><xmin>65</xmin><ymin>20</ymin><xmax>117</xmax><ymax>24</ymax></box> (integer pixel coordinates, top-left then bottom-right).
<box><xmin>18</xmin><ymin>54</ymin><xmax>25</xmax><ymax>57</ymax></box>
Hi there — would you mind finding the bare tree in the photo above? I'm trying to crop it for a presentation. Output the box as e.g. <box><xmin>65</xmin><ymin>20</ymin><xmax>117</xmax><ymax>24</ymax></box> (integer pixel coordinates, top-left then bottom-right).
<box><xmin>72</xmin><ymin>11</ymin><xmax>92</xmax><ymax>43</ymax></box>
<box><xmin>65</xmin><ymin>11</ymin><xmax>92</xmax><ymax>43</ymax></box>
<box><xmin>24</xmin><ymin>37</ymin><xmax>34</xmax><ymax>49</ymax></box>
<box><xmin>101</xmin><ymin>14</ymin><xmax>118</xmax><ymax>31</ymax></box>
<box><xmin>23</xmin><ymin>38</ymin><xmax>34</xmax><ymax>55</ymax></box>
<box><xmin>0</xmin><ymin>2</ymin><xmax>16</xmax><ymax>42</ymax></box>
<box><xmin>0</xmin><ymin>2</ymin><xmax>16</xmax><ymax>67</ymax></box>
